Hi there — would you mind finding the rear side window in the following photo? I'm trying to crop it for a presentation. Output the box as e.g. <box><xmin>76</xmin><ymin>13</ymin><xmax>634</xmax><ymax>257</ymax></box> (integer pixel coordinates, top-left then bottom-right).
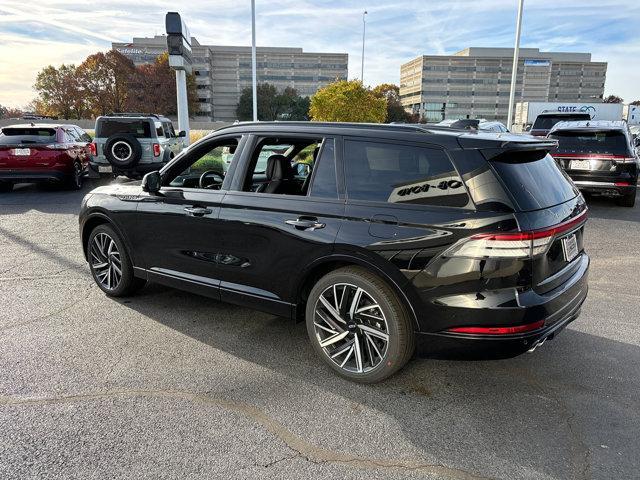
<box><xmin>550</xmin><ymin>130</ymin><xmax>630</xmax><ymax>156</ymax></box>
<box><xmin>96</xmin><ymin>120</ymin><xmax>151</xmax><ymax>138</ymax></box>
<box><xmin>309</xmin><ymin>139</ymin><xmax>337</xmax><ymax>199</ymax></box>
<box><xmin>0</xmin><ymin>127</ymin><xmax>57</xmax><ymax>144</ymax></box>
<box><xmin>344</xmin><ymin>140</ymin><xmax>469</xmax><ymax>207</ymax></box>
<box><xmin>491</xmin><ymin>153</ymin><xmax>577</xmax><ymax>211</ymax></box>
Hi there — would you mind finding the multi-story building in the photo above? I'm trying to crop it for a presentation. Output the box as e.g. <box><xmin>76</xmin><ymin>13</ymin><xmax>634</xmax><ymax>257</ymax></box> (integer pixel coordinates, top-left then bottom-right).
<box><xmin>400</xmin><ymin>47</ymin><xmax>607</xmax><ymax>124</ymax></box>
<box><xmin>113</xmin><ymin>36</ymin><xmax>348</xmax><ymax>121</ymax></box>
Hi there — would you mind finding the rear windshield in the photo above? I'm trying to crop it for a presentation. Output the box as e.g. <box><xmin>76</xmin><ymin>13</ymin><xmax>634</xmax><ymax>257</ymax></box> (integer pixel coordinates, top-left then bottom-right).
<box><xmin>532</xmin><ymin>114</ymin><xmax>591</xmax><ymax>131</ymax></box>
<box><xmin>549</xmin><ymin>130</ymin><xmax>630</xmax><ymax>156</ymax></box>
<box><xmin>491</xmin><ymin>153</ymin><xmax>577</xmax><ymax>211</ymax></box>
<box><xmin>0</xmin><ymin>127</ymin><xmax>57</xmax><ymax>144</ymax></box>
<box><xmin>96</xmin><ymin>119</ymin><xmax>151</xmax><ymax>138</ymax></box>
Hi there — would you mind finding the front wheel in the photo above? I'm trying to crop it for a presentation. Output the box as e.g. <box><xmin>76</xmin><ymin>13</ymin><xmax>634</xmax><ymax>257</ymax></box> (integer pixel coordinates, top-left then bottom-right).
<box><xmin>306</xmin><ymin>266</ymin><xmax>415</xmax><ymax>383</ymax></box>
<box><xmin>87</xmin><ymin>224</ymin><xmax>146</xmax><ymax>296</ymax></box>
<box><xmin>66</xmin><ymin>162</ymin><xmax>83</xmax><ymax>190</ymax></box>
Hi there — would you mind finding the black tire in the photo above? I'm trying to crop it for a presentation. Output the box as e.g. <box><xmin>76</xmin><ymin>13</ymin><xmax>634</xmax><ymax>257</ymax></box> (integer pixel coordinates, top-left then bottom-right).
<box><xmin>104</xmin><ymin>134</ymin><xmax>142</xmax><ymax>168</ymax></box>
<box><xmin>0</xmin><ymin>182</ymin><xmax>13</xmax><ymax>193</ymax></box>
<box><xmin>87</xmin><ymin>224</ymin><xmax>146</xmax><ymax>297</ymax></box>
<box><xmin>616</xmin><ymin>192</ymin><xmax>636</xmax><ymax>208</ymax></box>
<box><xmin>306</xmin><ymin>266</ymin><xmax>415</xmax><ymax>383</ymax></box>
<box><xmin>66</xmin><ymin>162</ymin><xmax>83</xmax><ymax>190</ymax></box>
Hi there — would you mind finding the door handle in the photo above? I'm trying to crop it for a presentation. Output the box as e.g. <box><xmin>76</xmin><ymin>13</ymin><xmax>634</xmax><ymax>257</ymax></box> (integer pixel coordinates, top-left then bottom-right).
<box><xmin>285</xmin><ymin>217</ymin><xmax>325</xmax><ymax>231</ymax></box>
<box><xmin>184</xmin><ymin>206</ymin><xmax>212</xmax><ymax>217</ymax></box>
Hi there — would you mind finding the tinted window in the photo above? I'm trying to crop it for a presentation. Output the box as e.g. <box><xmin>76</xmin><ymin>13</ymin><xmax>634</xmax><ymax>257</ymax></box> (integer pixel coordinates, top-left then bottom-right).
<box><xmin>532</xmin><ymin>114</ymin><xmax>591</xmax><ymax>130</ymax></box>
<box><xmin>0</xmin><ymin>128</ymin><xmax>57</xmax><ymax>144</ymax></box>
<box><xmin>550</xmin><ymin>130</ymin><xmax>630</xmax><ymax>156</ymax></box>
<box><xmin>344</xmin><ymin>140</ymin><xmax>469</xmax><ymax>207</ymax></box>
<box><xmin>96</xmin><ymin>120</ymin><xmax>151</xmax><ymax>138</ymax></box>
<box><xmin>491</xmin><ymin>153</ymin><xmax>577</xmax><ymax>211</ymax></box>
<box><xmin>309</xmin><ymin>139</ymin><xmax>337</xmax><ymax>199</ymax></box>
<box><xmin>64</xmin><ymin>128</ymin><xmax>80</xmax><ymax>142</ymax></box>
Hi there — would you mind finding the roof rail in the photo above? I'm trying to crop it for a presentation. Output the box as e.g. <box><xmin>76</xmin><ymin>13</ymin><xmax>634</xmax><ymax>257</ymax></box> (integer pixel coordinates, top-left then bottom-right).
<box><xmin>215</xmin><ymin>121</ymin><xmax>433</xmax><ymax>134</ymax></box>
<box><xmin>104</xmin><ymin>112</ymin><xmax>162</xmax><ymax>118</ymax></box>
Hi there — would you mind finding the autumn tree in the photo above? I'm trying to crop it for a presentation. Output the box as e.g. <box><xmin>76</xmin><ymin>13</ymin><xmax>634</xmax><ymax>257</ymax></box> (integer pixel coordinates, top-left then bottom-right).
<box><xmin>604</xmin><ymin>95</ymin><xmax>624</xmax><ymax>104</ymax></box>
<box><xmin>372</xmin><ymin>83</ymin><xmax>413</xmax><ymax>123</ymax></box>
<box><xmin>309</xmin><ymin>80</ymin><xmax>386</xmax><ymax>123</ymax></box>
<box><xmin>33</xmin><ymin>64</ymin><xmax>86</xmax><ymax>119</ymax></box>
<box><xmin>127</xmin><ymin>52</ymin><xmax>197</xmax><ymax>116</ymax></box>
<box><xmin>0</xmin><ymin>105</ymin><xmax>23</xmax><ymax>119</ymax></box>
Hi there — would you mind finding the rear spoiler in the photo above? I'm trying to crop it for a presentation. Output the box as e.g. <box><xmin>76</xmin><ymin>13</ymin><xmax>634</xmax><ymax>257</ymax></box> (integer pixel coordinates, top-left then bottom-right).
<box><xmin>458</xmin><ymin>137</ymin><xmax>558</xmax><ymax>162</ymax></box>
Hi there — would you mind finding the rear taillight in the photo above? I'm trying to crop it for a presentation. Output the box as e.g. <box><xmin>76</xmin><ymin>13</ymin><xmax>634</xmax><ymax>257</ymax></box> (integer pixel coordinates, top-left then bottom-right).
<box><xmin>88</xmin><ymin>143</ymin><xmax>97</xmax><ymax>156</ymax></box>
<box><xmin>447</xmin><ymin>320</ymin><xmax>545</xmax><ymax>335</ymax></box>
<box><xmin>153</xmin><ymin>143</ymin><xmax>161</xmax><ymax>157</ymax></box>
<box><xmin>445</xmin><ymin>210</ymin><xmax>587</xmax><ymax>259</ymax></box>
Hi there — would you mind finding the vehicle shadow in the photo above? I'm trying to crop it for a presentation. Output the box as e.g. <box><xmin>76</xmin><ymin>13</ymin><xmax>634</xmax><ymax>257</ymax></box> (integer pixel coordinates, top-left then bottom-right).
<box><xmin>0</xmin><ymin>178</ymin><xmax>127</xmax><ymax>216</ymax></box>
<box><xmin>584</xmin><ymin>189</ymin><xmax>640</xmax><ymax>223</ymax></box>
<box><xmin>117</xmin><ymin>283</ymin><xmax>640</xmax><ymax>479</ymax></box>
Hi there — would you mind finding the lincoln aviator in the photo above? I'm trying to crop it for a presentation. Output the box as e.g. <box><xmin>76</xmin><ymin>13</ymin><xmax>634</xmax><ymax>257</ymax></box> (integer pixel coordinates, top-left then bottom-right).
<box><xmin>79</xmin><ymin>122</ymin><xmax>589</xmax><ymax>383</ymax></box>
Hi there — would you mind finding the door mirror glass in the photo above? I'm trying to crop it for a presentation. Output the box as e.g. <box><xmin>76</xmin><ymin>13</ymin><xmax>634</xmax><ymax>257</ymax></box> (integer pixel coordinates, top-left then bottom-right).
<box><xmin>142</xmin><ymin>171</ymin><xmax>161</xmax><ymax>193</ymax></box>
<box><xmin>178</xmin><ymin>130</ymin><xmax>187</xmax><ymax>138</ymax></box>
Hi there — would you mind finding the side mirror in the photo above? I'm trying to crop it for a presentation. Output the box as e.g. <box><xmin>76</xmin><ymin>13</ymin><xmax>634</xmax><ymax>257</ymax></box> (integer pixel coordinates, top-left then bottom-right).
<box><xmin>142</xmin><ymin>171</ymin><xmax>161</xmax><ymax>193</ymax></box>
<box><xmin>178</xmin><ymin>130</ymin><xmax>187</xmax><ymax>138</ymax></box>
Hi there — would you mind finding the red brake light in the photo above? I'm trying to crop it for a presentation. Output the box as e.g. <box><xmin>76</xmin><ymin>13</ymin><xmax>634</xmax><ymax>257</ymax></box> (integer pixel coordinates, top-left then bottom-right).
<box><xmin>89</xmin><ymin>142</ymin><xmax>97</xmax><ymax>156</ymax></box>
<box><xmin>447</xmin><ymin>320</ymin><xmax>545</xmax><ymax>335</ymax></box>
<box><xmin>153</xmin><ymin>143</ymin><xmax>161</xmax><ymax>157</ymax></box>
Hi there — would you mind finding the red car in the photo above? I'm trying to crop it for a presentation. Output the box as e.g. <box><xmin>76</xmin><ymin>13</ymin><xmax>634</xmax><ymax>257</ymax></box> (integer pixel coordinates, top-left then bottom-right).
<box><xmin>0</xmin><ymin>124</ymin><xmax>93</xmax><ymax>192</ymax></box>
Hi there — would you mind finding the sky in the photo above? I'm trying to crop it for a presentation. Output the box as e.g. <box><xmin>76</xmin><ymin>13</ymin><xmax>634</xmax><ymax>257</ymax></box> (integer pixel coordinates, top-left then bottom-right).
<box><xmin>0</xmin><ymin>0</ymin><xmax>639</xmax><ymax>108</ymax></box>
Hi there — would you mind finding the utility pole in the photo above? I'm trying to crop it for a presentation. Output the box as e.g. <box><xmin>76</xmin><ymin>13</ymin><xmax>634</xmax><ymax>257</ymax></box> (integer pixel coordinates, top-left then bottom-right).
<box><xmin>507</xmin><ymin>0</ymin><xmax>525</xmax><ymax>130</ymax></box>
<box><xmin>166</xmin><ymin>12</ymin><xmax>192</xmax><ymax>145</ymax></box>
<box><xmin>251</xmin><ymin>0</ymin><xmax>258</xmax><ymax>121</ymax></box>
<box><xmin>361</xmin><ymin>10</ymin><xmax>367</xmax><ymax>83</ymax></box>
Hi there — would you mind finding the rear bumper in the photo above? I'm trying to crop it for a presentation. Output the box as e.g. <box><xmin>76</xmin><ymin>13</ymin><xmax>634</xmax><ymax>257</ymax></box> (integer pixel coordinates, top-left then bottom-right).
<box><xmin>88</xmin><ymin>161</ymin><xmax>166</xmax><ymax>179</ymax></box>
<box><xmin>416</xmin><ymin>253</ymin><xmax>589</xmax><ymax>358</ymax></box>
<box><xmin>0</xmin><ymin>170</ymin><xmax>69</xmax><ymax>183</ymax></box>
<box><xmin>572</xmin><ymin>180</ymin><xmax>636</xmax><ymax>197</ymax></box>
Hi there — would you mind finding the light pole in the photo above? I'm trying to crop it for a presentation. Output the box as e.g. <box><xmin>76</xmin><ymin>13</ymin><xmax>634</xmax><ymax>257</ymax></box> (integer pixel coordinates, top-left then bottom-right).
<box><xmin>507</xmin><ymin>0</ymin><xmax>524</xmax><ymax>130</ymax></box>
<box><xmin>251</xmin><ymin>0</ymin><xmax>258</xmax><ymax>121</ymax></box>
<box><xmin>361</xmin><ymin>10</ymin><xmax>367</xmax><ymax>83</ymax></box>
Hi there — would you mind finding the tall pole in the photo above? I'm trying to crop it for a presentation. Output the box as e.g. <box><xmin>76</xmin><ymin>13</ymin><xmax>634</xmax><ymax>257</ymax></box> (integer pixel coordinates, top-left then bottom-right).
<box><xmin>361</xmin><ymin>11</ymin><xmax>367</xmax><ymax>83</ymax></box>
<box><xmin>175</xmin><ymin>69</ymin><xmax>190</xmax><ymax>145</ymax></box>
<box><xmin>251</xmin><ymin>0</ymin><xmax>258</xmax><ymax>121</ymax></box>
<box><xmin>507</xmin><ymin>0</ymin><xmax>524</xmax><ymax>130</ymax></box>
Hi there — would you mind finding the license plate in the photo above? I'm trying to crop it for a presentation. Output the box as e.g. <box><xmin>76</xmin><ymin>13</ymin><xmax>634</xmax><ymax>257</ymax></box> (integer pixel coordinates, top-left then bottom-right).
<box><xmin>13</xmin><ymin>148</ymin><xmax>30</xmax><ymax>156</ymax></box>
<box><xmin>562</xmin><ymin>234</ymin><xmax>579</xmax><ymax>262</ymax></box>
<box><xmin>98</xmin><ymin>165</ymin><xmax>113</xmax><ymax>173</ymax></box>
<box><xmin>570</xmin><ymin>159</ymin><xmax>591</xmax><ymax>171</ymax></box>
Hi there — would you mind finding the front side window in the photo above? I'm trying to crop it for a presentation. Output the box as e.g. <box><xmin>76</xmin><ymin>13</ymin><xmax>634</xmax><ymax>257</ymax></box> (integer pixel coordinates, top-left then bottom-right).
<box><xmin>344</xmin><ymin>140</ymin><xmax>469</xmax><ymax>207</ymax></box>
<box><xmin>168</xmin><ymin>137</ymin><xmax>240</xmax><ymax>189</ymax></box>
<box><xmin>309</xmin><ymin>139</ymin><xmax>337</xmax><ymax>199</ymax></box>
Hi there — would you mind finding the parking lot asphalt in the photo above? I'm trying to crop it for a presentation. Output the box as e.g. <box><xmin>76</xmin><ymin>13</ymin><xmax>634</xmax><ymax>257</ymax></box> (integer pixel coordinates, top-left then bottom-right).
<box><xmin>0</xmin><ymin>180</ymin><xmax>638</xmax><ymax>480</ymax></box>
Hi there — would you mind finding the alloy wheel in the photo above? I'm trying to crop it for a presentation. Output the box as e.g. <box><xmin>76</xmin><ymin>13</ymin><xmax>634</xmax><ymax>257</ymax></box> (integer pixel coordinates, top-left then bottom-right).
<box><xmin>111</xmin><ymin>141</ymin><xmax>132</xmax><ymax>161</ymax></box>
<box><xmin>313</xmin><ymin>283</ymin><xmax>389</xmax><ymax>374</ymax></box>
<box><xmin>90</xmin><ymin>232</ymin><xmax>122</xmax><ymax>290</ymax></box>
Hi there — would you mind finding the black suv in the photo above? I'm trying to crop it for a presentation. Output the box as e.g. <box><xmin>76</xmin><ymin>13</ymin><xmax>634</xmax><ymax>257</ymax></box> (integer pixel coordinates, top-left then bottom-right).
<box><xmin>528</xmin><ymin>111</ymin><xmax>592</xmax><ymax>137</ymax></box>
<box><xmin>548</xmin><ymin>120</ymin><xmax>639</xmax><ymax>207</ymax></box>
<box><xmin>79</xmin><ymin>122</ymin><xmax>589</xmax><ymax>383</ymax></box>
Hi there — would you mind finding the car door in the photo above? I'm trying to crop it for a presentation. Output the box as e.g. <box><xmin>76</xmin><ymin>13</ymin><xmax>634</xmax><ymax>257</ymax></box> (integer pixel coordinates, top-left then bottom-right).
<box><xmin>216</xmin><ymin>134</ymin><xmax>344</xmax><ymax>316</ymax></box>
<box><xmin>131</xmin><ymin>134</ymin><xmax>246</xmax><ymax>299</ymax></box>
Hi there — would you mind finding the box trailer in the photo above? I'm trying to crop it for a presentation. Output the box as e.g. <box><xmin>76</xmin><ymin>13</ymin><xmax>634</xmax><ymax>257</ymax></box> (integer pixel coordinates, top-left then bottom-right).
<box><xmin>514</xmin><ymin>102</ymin><xmax>624</xmax><ymax>132</ymax></box>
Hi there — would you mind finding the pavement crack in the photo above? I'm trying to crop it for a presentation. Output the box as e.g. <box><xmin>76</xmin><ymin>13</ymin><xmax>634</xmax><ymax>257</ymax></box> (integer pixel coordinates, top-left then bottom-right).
<box><xmin>0</xmin><ymin>389</ymin><xmax>493</xmax><ymax>480</ymax></box>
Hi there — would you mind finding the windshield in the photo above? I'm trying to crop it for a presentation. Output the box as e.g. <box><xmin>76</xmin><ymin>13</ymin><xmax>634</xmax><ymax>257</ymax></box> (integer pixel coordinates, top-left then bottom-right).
<box><xmin>96</xmin><ymin>119</ymin><xmax>152</xmax><ymax>138</ymax></box>
<box><xmin>532</xmin><ymin>114</ymin><xmax>591</xmax><ymax>131</ymax></box>
<box><xmin>0</xmin><ymin>127</ymin><xmax>57</xmax><ymax>145</ymax></box>
<box><xmin>550</xmin><ymin>130</ymin><xmax>630</xmax><ymax>156</ymax></box>
<box><xmin>491</xmin><ymin>153</ymin><xmax>577</xmax><ymax>211</ymax></box>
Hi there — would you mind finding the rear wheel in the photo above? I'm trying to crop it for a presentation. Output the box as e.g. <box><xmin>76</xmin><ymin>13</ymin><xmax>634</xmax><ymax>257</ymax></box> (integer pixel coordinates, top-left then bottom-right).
<box><xmin>306</xmin><ymin>266</ymin><xmax>415</xmax><ymax>383</ymax></box>
<box><xmin>87</xmin><ymin>224</ymin><xmax>146</xmax><ymax>297</ymax></box>
<box><xmin>616</xmin><ymin>191</ymin><xmax>636</xmax><ymax>208</ymax></box>
<box><xmin>0</xmin><ymin>182</ymin><xmax>13</xmax><ymax>193</ymax></box>
<box><xmin>66</xmin><ymin>162</ymin><xmax>83</xmax><ymax>190</ymax></box>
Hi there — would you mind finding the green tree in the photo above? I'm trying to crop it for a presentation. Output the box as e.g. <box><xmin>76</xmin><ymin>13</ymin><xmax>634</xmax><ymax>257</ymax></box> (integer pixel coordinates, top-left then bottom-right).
<box><xmin>372</xmin><ymin>83</ymin><xmax>412</xmax><ymax>123</ymax></box>
<box><xmin>309</xmin><ymin>80</ymin><xmax>386</xmax><ymax>123</ymax></box>
<box><xmin>236</xmin><ymin>83</ymin><xmax>309</xmax><ymax>121</ymax></box>
<box><xmin>604</xmin><ymin>95</ymin><xmax>624</xmax><ymax>104</ymax></box>
<box><xmin>34</xmin><ymin>64</ymin><xmax>86</xmax><ymax>119</ymax></box>
<box><xmin>630</xmin><ymin>100</ymin><xmax>640</xmax><ymax>106</ymax></box>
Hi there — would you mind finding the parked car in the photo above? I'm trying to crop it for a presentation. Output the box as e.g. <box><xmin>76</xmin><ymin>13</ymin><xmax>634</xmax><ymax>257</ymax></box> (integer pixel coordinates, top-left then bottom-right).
<box><xmin>528</xmin><ymin>111</ymin><xmax>592</xmax><ymax>137</ymax></box>
<box><xmin>0</xmin><ymin>123</ymin><xmax>92</xmax><ymax>192</ymax></box>
<box><xmin>79</xmin><ymin>122</ymin><xmax>589</xmax><ymax>383</ymax></box>
<box><xmin>88</xmin><ymin>113</ymin><xmax>185</xmax><ymax>179</ymax></box>
<box><xmin>435</xmin><ymin>119</ymin><xmax>509</xmax><ymax>133</ymax></box>
<box><xmin>548</xmin><ymin>120</ymin><xmax>638</xmax><ymax>207</ymax></box>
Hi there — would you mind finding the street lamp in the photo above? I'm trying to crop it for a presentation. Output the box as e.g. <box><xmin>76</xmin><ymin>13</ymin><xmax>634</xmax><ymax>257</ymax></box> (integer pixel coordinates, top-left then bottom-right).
<box><xmin>506</xmin><ymin>0</ymin><xmax>524</xmax><ymax>130</ymax></box>
<box><xmin>361</xmin><ymin>10</ymin><xmax>367</xmax><ymax>83</ymax></box>
<box><xmin>251</xmin><ymin>0</ymin><xmax>258</xmax><ymax>121</ymax></box>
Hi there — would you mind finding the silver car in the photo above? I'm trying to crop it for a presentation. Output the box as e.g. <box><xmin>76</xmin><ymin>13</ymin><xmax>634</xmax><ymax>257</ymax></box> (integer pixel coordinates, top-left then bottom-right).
<box><xmin>88</xmin><ymin>113</ymin><xmax>185</xmax><ymax>179</ymax></box>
